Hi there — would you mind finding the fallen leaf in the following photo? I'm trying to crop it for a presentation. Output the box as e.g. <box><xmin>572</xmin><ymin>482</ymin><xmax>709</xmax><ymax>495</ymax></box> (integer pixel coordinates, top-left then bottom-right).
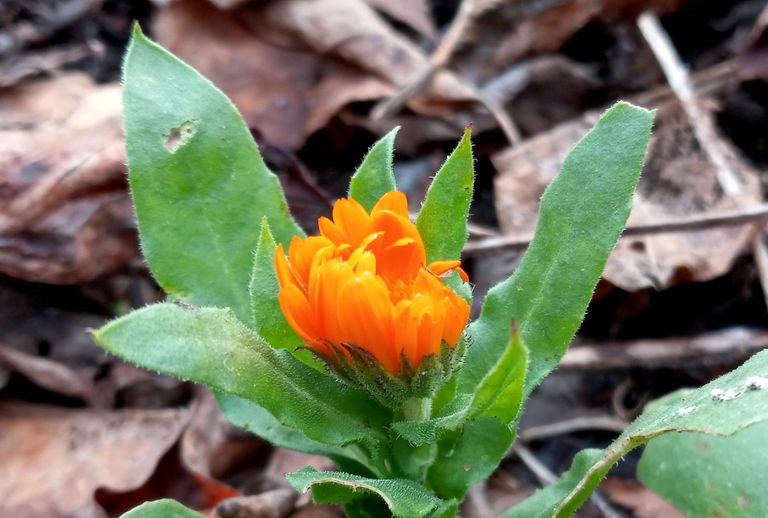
<box><xmin>739</xmin><ymin>2</ymin><xmax>768</xmax><ymax>81</ymax></box>
<box><xmin>453</xmin><ymin>0</ymin><xmax>693</xmax><ymax>80</ymax></box>
<box><xmin>363</xmin><ymin>0</ymin><xmax>437</xmax><ymax>41</ymax></box>
<box><xmin>0</xmin><ymin>344</ymin><xmax>92</xmax><ymax>401</ymax></box>
<box><xmin>214</xmin><ymin>489</ymin><xmax>298</xmax><ymax>518</ymax></box>
<box><xmin>492</xmin><ymin>99</ymin><xmax>762</xmax><ymax>291</ymax></box>
<box><xmin>181</xmin><ymin>391</ymin><xmax>267</xmax><ymax>509</ymax></box>
<box><xmin>288</xmin><ymin>504</ymin><xmax>344</xmax><ymax>518</ymax></box>
<box><xmin>153</xmin><ymin>0</ymin><xmax>392</xmax><ymax>151</ymax></box>
<box><xmin>0</xmin><ymin>73</ymin><xmax>137</xmax><ymax>284</ymax></box>
<box><xmin>0</xmin><ymin>403</ymin><xmax>190</xmax><ymax>518</ymax></box>
<box><xmin>154</xmin><ymin>0</ymin><xmax>476</xmax><ymax>150</ymax></box>
<box><xmin>601</xmin><ymin>478</ymin><xmax>685</xmax><ymax>518</ymax></box>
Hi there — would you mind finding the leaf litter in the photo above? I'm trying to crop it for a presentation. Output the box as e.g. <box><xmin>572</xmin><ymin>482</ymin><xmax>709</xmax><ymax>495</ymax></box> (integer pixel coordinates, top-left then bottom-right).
<box><xmin>1</xmin><ymin>0</ymin><xmax>768</xmax><ymax>516</ymax></box>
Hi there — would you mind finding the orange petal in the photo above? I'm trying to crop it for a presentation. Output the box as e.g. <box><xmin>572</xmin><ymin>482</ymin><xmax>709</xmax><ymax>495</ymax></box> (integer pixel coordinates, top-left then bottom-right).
<box><xmin>428</xmin><ymin>259</ymin><xmax>469</xmax><ymax>282</ymax></box>
<box><xmin>332</xmin><ymin>198</ymin><xmax>373</xmax><ymax>247</ymax></box>
<box><xmin>318</xmin><ymin>216</ymin><xmax>346</xmax><ymax>245</ymax></box>
<box><xmin>337</xmin><ymin>272</ymin><xmax>398</xmax><ymax>373</ymax></box>
<box><xmin>278</xmin><ymin>283</ymin><xmax>320</xmax><ymax>343</ymax></box>
<box><xmin>275</xmin><ymin>244</ymin><xmax>300</xmax><ymax>289</ymax></box>
<box><xmin>290</xmin><ymin>236</ymin><xmax>334</xmax><ymax>286</ymax></box>
<box><xmin>372</xmin><ymin>191</ymin><xmax>409</xmax><ymax>217</ymax></box>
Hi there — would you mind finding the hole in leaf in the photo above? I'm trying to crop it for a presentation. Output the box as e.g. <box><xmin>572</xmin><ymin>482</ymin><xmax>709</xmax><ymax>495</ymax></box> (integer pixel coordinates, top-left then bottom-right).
<box><xmin>163</xmin><ymin>120</ymin><xmax>199</xmax><ymax>153</ymax></box>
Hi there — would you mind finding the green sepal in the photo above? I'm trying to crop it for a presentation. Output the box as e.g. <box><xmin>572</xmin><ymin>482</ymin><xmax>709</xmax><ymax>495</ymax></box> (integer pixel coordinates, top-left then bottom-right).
<box><xmin>317</xmin><ymin>338</ymin><xmax>467</xmax><ymax>410</ymax></box>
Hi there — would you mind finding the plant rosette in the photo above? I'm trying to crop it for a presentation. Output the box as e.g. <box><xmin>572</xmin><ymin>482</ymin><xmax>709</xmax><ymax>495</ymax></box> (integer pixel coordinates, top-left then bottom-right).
<box><xmin>97</xmin><ymin>25</ymin><xmax>768</xmax><ymax>518</ymax></box>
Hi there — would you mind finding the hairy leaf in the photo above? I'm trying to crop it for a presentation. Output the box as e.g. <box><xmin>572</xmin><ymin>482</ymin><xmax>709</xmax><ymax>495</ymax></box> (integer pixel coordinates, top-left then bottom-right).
<box><xmin>427</xmin><ymin>416</ymin><xmax>513</xmax><ymax>499</ymax></box>
<box><xmin>462</xmin><ymin>102</ymin><xmax>653</xmax><ymax>399</ymax></box>
<box><xmin>287</xmin><ymin>467</ymin><xmax>448</xmax><ymax>518</ymax></box>
<box><xmin>248</xmin><ymin>219</ymin><xmax>303</xmax><ymax>350</ymax></box>
<box><xmin>120</xmin><ymin>499</ymin><xmax>204</xmax><ymax>518</ymax></box>
<box><xmin>502</xmin><ymin>350</ymin><xmax>768</xmax><ymax>517</ymax></box>
<box><xmin>348</xmin><ymin>128</ymin><xmax>399</xmax><ymax>211</ymax></box>
<box><xmin>416</xmin><ymin>128</ymin><xmax>474</xmax><ymax>263</ymax></box>
<box><xmin>638</xmin><ymin>396</ymin><xmax>768</xmax><ymax>517</ymax></box>
<box><xmin>123</xmin><ymin>26</ymin><xmax>302</xmax><ymax>323</ymax></box>
<box><xmin>93</xmin><ymin>304</ymin><xmax>390</xmax><ymax>461</ymax></box>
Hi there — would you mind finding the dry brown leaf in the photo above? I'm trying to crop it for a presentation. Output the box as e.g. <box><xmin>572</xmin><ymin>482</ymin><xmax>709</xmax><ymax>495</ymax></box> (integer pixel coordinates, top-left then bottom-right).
<box><xmin>740</xmin><ymin>3</ymin><xmax>768</xmax><ymax>81</ymax></box>
<box><xmin>601</xmin><ymin>478</ymin><xmax>685</xmax><ymax>518</ymax></box>
<box><xmin>181</xmin><ymin>391</ymin><xmax>267</xmax><ymax>509</ymax></box>
<box><xmin>154</xmin><ymin>0</ymin><xmax>477</xmax><ymax>150</ymax></box>
<box><xmin>454</xmin><ymin>0</ymin><xmax>694</xmax><ymax>80</ymax></box>
<box><xmin>0</xmin><ymin>73</ymin><xmax>136</xmax><ymax>284</ymax></box>
<box><xmin>492</xmin><ymin>100</ymin><xmax>762</xmax><ymax>291</ymax></box>
<box><xmin>215</xmin><ymin>489</ymin><xmax>298</xmax><ymax>518</ymax></box>
<box><xmin>0</xmin><ymin>344</ymin><xmax>93</xmax><ymax>401</ymax></box>
<box><xmin>266</xmin><ymin>448</ymin><xmax>334</xmax><ymax>480</ymax></box>
<box><xmin>154</xmin><ymin>0</ymin><xmax>392</xmax><ymax>150</ymax></box>
<box><xmin>0</xmin><ymin>403</ymin><xmax>191</xmax><ymax>518</ymax></box>
<box><xmin>363</xmin><ymin>0</ymin><xmax>437</xmax><ymax>41</ymax></box>
<box><xmin>288</xmin><ymin>504</ymin><xmax>344</xmax><ymax>518</ymax></box>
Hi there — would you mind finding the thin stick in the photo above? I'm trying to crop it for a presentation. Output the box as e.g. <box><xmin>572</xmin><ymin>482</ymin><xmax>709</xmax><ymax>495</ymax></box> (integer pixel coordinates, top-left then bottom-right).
<box><xmin>371</xmin><ymin>0</ymin><xmax>475</xmax><ymax>120</ymax></box>
<box><xmin>560</xmin><ymin>327</ymin><xmax>768</xmax><ymax>371</ymax></box>
<box><xmin>370</xmin><ymin>0</ymin><xmax>522</xmax><ymax>145</ymax></box>
<box><xmin>463</xmin><ymin>203</ymin><xmax>768</xmax><ymax>255</ymax></box>
<box><xmin>519</xmin><ymin>416</ymin><xmax>628</xmax><ymax>442</ymax></box>
<box><xmin>638</xmin><ymin>12</ymin><xmax>741</xmax><ymax>195</ymax></box>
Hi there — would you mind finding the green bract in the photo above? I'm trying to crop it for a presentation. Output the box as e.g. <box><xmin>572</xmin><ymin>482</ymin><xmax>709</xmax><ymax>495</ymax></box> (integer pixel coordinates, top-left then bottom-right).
<box><xmin>95</xmin><ymin>25</ymin><xmax>768</xmax><ymax>518</ymax></box>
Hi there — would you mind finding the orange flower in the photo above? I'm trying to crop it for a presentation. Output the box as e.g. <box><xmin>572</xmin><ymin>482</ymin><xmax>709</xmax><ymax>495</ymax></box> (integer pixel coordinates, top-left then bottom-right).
<box><xmin>275</xmin><ymin>191</ymin><xmax>470</xmax><ymax>374</ymax></box>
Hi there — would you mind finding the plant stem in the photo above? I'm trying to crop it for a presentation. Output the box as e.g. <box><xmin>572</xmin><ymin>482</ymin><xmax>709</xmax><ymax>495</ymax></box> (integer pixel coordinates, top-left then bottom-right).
<box><xmin>403</xmin><ymin>397</ymin><xmax>432</xmax><ymax>422</ymax></box>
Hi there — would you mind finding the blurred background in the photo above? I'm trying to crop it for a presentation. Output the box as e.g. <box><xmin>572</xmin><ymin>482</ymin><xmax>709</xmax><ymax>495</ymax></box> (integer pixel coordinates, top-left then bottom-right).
<box><xmin>1</xmin><ymin>0</ymin><xmax>767</xmax><ymax>516</ymax></box>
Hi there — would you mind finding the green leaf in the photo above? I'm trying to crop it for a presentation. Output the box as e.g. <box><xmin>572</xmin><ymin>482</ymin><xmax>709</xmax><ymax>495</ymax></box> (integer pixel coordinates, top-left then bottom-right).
<box><xmin>468</xmin><ymin>330</ymin><xmax>528</xmax><ymax>424</ymax></box>
<box><xmin>502</xmin><ymin>349</ymin><xmax>768</xmax><ymax>518</ymax></box>
<box><xmin>120</xmin><ymin>499</ymin><xmax>204</xmax><ymax>518</ymax></box>
<box><xmin>461</xmin><ymin>102</ymin><xmax>654</xmax><ymax>400</ymax></box>
<box><xmin>416</xmin><ymin>128</ymin><xmax>474</xmax><ymax>263</ymax></box>
<box><xmin>93</xmin><ymin>304</ymin><xmax>390</xmax><ymax>459</ymax></box>
<box><xmin>638</xmin><ymin>401</ymin><xmax>768</xmax><ymax>517</ymax></box>
<box><xmin>215</xmin><ymin>391</ymin><xmax>375</xmax><ymax>476</ymax></box>
<box><xmin>348</xmin><ymin>128</ymin><xmax>399</xmax><ymax>211</ymax></box>
<box><xmin>248</xmin><ymin>218</ymin><xmax>303</xmax><ymax>349</ymax></box>
<box><xmin>123</xmin><ymin>26</ymin><xmax>303</xmax><ymax>323</ymax></box>
<box><xmin>286</xmin><ymin>467</ymin><xmax>447</xmax><ymax>518</ymax></box>
<box><xmin>427</xmin><ymin>416</ymin><xmax>514</xmax><ymax>499</ymax></box>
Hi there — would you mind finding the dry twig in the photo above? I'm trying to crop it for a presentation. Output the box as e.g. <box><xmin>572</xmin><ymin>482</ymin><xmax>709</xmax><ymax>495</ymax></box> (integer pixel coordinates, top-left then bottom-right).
<box><xmin>463</xmin><ymin>203</ymin><xmax>768</xmax><ymax>255</ymax></box>
<box><xmin>560</xmin><ymin>327</ymin><xmax>768</xmax><ymax>371</ymax></box>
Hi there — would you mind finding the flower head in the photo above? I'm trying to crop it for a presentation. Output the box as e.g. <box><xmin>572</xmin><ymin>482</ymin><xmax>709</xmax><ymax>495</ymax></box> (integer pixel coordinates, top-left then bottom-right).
<box><xmin>275</xmin><ymin>191</ymin><xmax>470</xmax><ymax>375</ymax></box>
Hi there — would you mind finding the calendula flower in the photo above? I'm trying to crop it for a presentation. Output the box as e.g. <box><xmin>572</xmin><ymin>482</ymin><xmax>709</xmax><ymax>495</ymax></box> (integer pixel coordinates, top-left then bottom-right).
<box><xmin>275</xmin><ymin>191</ymin><xmax>470</xmax><ymax>375</ymax></box>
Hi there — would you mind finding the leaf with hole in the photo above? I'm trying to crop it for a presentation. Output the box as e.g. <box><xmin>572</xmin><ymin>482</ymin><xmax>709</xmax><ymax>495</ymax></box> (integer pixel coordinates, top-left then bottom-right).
<box><xmin>123</xmin><ymin>26</ymin><xmax>303</xmax><ymax>324</ymax></box>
